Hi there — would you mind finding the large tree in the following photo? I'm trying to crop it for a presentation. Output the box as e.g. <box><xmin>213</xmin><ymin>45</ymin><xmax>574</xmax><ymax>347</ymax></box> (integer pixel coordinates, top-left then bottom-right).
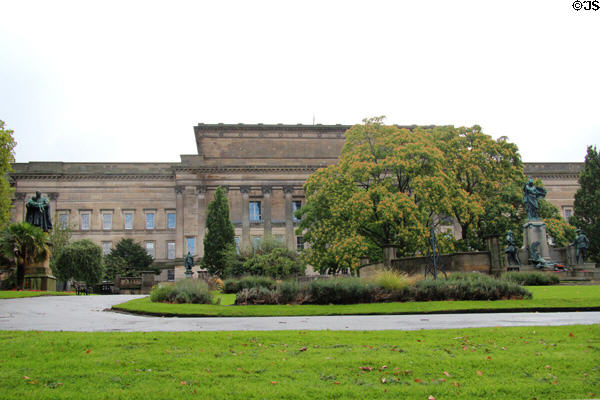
<box><xmin>0</xmin><ymin>222</ymin><xmax>48</xmax><ymax>289</ymax></box>
<box><xmin>433</xmin><ymin>126</ymin><xmax>526</xmax><ymax>250</ymax></box>
<box><xmin>202</xmin><ymin>186</ymin><xmax>235</xmax><ymax>277</ymax></box>
<box><xmin>53</xmin><ymin>240</ymin><xmax>104</xmax><ymax>285</ymax></box>
<box><xmin>104</xmin><ymin>238</ymin><xmax>154</xmax><ymax>277</ymax></box>
<box><xmin>571</xmin><ymin>145</ymin><xmax>600</xmax><ymax>262</ymax></box>
<box><xmin>298</xmin><ymin>117</ymin><xmax>458</xmax><ymax>273</ymax></box>
<box><xmin>0</xmin><ymin>120</ymin><xmax>17</xmax><ymax>229</ymax></box>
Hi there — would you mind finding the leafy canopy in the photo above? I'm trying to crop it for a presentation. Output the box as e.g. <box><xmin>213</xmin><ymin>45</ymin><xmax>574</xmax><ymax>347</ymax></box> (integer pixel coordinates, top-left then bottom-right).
<box><xmin>298</xmin><ymin>118</ymin><xmax>574</xmax><ymax>273</ymax></box>
<box><xmin>571</xmin><ymin>145</ymin><xmax>600</xmax><ymax>262</ymax></box>
<box><xmin>298</xmin><ymin>117</ymin><xmax>456</xmax><ymax>273</ymax></box>
<box><xmin>105</xmin><ymin>238</ymin><xmax>154</xmax><ymax>277</ymax></box>
<box><xmin>0</xmin><ymin>120</ymin><xmax>17</xmax><ymax>229</ymax></box>
<box><xmin>53</xmin><ymin>239</ymin><xmax>104</xmax><ymax>285</ymax></box>
<box><xmin>202</xmin><ymin>186</ymin><xmax>235</xmax><ymax>277</ymax></box>
<box><xmin>0</xmin><ymin>222</ymin><xmax>49</xmax><ymax>289</ymax></box>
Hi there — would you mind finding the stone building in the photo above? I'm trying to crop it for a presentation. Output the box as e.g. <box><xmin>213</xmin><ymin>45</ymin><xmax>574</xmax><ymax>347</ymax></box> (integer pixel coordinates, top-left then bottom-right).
<box><xmin>9</xmin><ymin>123</ymin><xmax>583</xmax><ymax>275</ymax></box>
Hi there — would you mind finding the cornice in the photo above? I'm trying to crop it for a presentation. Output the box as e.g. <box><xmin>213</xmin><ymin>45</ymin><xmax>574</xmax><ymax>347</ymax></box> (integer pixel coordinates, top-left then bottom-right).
<box><xmin>174</xmin><ymin>166</ymin><xmax>322</xmax><ymax>174</ymax></box>
<box><xmin>526</xmin><ymin>173</ymin><xmax>580</xmax><ymax>180</ymax></box>
<box><xmin>11</xmin><ymin>174</ymin><xmax>175</xmax><ymax>181</ymax></box>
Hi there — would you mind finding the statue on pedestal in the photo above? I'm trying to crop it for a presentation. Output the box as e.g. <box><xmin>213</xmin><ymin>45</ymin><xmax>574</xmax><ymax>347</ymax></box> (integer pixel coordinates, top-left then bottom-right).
<box><xmin>523</xmin><ymin>179</ymin><xmax>547</xmax><ymax>220</ymax></box>
<box><xmin>569</xmin><ymin>228</ymin><xmax>590</xmax><ymax>264</ymax></box>
<box><xmin>504</xmin><ymin>230</ymin><xmax>521</xmax><ymax>266</ymax></box>
<box><xmin>184</xmin><ymin>252</ymin><xmax>194</xmax><ymax>278</ymax></box>
<box><xmin>25</xmin><ymin>191</ymin><xmax>53</xmax><ymax>232</ymax></box>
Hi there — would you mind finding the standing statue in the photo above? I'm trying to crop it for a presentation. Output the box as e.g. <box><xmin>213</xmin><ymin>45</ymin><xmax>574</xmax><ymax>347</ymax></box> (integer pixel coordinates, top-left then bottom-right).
<box><xmin>569</xmin><ymin>228</ymin><xmax>590</xmax><ymax>264</ymax></box>
<box><xmin>523</xmin><ymin>179</ymin><xmax>547</xmax><ymax>220</ymax></box>
<box><xmin>505</xmin><ymin>229</ymin><xmax>521</xmax><ymax>266</ymax></box>
<box><xmin>25</xmin><ymin>191</ymin><xmax>53</xmax><ymax>232</ymax></box>
<box><xmin>184</xmin><ymin>251</ymin><xmax>194</xmax><ymax>276</ymax></box>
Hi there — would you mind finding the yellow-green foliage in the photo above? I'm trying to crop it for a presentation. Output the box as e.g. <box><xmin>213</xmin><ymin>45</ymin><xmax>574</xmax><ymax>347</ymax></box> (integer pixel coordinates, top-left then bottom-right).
<box><xmin>0</xmin><ymin>120</ymin><xmax>16</xmax><ymax>229</ymax></box>
<box><xmin>367</xmin><ymin>269</ymin><xmax>414</xmax><ymax>291</ymax></box>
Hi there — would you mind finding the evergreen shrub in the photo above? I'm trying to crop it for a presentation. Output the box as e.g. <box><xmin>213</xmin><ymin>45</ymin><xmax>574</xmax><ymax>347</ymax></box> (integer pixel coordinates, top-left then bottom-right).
<box><xmin>150</xmin><ymin>280</ymin><xmax>212</xmax><ymax>304</ymax></box>
<box><xmin>223</xmin><ymin>276</ymin><xmax>276</xmax><ymax>294</ymax></box>
<box><xmin>501</xmin><ymin>272</ymin><xmax>560</xmax><ymax>286</ymax></box>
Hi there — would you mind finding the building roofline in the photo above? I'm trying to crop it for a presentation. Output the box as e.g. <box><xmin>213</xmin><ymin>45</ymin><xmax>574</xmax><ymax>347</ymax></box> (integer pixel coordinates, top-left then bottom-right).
<box><xmin>194</xmin><ymin>123</ymin><xmax>435</xmax><ymax>131</ymax></box>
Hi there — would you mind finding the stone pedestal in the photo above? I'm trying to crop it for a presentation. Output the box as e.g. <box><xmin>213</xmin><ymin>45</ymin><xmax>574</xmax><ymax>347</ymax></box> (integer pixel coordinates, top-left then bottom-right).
<box><xmin>184</xmin><ymin>270</ymin><xmax>193</xmax><ymax>279</ymax></box>
<box><xmin>523</xmin><ymin>220</ymin><xmax>551</xmax><ymax>262</ymax></box>
<box><xmin>23</xmin><ymin>251</ymin><xmax>56</xmax><ymax>291</ymax></box>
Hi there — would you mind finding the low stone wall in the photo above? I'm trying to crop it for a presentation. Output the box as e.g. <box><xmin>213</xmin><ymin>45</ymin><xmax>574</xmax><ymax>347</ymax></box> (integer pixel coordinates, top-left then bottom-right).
<box><xmin>361</xmin><ymin>245</ymin><xmax>576</xmax><ymax>278</ymax></box>
<box><xmin>391</xmin><ymin>251</ymin><xmax>492</xmax><ymax>275</ymax></box>
<box><xmin>114</xmin><ymin>272</ymin><xmax>156</xmax><ymax>294</ymax></box>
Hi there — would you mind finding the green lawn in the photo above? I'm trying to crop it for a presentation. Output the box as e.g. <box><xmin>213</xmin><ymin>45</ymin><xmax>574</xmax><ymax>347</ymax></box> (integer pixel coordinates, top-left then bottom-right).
<box><xmin>0</xmin><ymin>325</ymin><xmax>598</xmax><ymax>399</ymax></box>
<box><xmin>0</xmin><ymin>290</ymin><xmax>75</xmax><ymax>299</ymax></box>
<box><xmin>113</xmin><ymin>285</ymin><xmax>600</xmax><ymax>317</ymax></box>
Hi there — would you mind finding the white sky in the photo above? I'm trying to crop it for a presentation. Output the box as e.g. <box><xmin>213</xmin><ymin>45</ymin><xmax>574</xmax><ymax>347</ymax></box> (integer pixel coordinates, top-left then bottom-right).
<box><xmin>1</xmin><ymin>0</ymin><xmax>598</xmax><ymax>164</ymax></box>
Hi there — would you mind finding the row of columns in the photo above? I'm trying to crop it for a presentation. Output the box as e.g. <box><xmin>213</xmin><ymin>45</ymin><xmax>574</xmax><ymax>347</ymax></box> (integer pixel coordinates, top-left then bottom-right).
<box><xmin>240</xmin><ymin>185</ymin><xmax>295</xmax><ymax>249</ymax></box>
<box><xmin>175</xmin><ymin>185</ymin><xmax>298</xmax><ymax>258</ymax></box>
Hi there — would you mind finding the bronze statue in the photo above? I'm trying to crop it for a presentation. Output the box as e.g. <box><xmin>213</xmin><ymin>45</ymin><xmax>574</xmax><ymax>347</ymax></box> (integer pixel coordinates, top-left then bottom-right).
<box><xmin>504</xmin><ymin>229</ymin><xmax>521</xmax><ymax>266</ymax></box>
<box><xmin>184</xmin><ymin>252</ymin><xmax>194</xmax><ymax>272</ymax></box>
<box><xmin>25</xmin><ymin>191</ymin><xmax>52</xmax><ymax>232</ymax></box>
<box><xmin>523</xmin><ymin>179</ymin><xmax>546</xmax><ymax>220</ymax></box>
<box><xmin>569</xmin><ymin>228</ymin><xmax>590</xmax><ymax>264</ymax></box>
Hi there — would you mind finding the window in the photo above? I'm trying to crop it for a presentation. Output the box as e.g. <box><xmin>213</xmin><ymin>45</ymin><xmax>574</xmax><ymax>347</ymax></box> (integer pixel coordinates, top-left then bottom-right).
<box><xmin>167</xmin><ymin>212</ymin><xmax>176</xmax><ymax>229</ymax></box>
<box><xmin>234</xmin><ymin>237</ymin><xmax>240</xmax><ymax>254</ymax></box>
<box><xmin>186</xmin><ymin>237</ymin><xmax>195</xmax><ymax>256</ymax></box>
<box><xmin>145</xmin><ymin>212</ymin><xmax>155</xmax><ymax>229</ymax></box>
<box><xmin>145</xmin><ymin>241</ymin><xmax>155</xmax><ymax>259</ymax></box>
<box><xmin>296</xmin><ymin>236</ymin><xmax>304</xmax><ymax>251</ymax></box>
<box><xmin>167</xmin><ymin>241</ymin><xmax>176</xmax><ymax>260</ymax></box>
<box><xmin>564</xmin><ymin>208</ymin><xmax>573</xmax><ymax>220</ymax></box>
<box><xmin>252</xmin><ymin>236</ymin><xmax>261</xmax><ymax>249</ymax></box>
<box><xmin>249</xmin><ymin>201</ymin><xmax>261</xmax><ymax>222</ymax></box>
<box><xmin>103</xmin><ymin>213</ymin><xmax>112</xmax><ymax>230</ymax></box>
<box><xmin>58</xmin><ymin>214</ymin><xmax>68</xmax><ymax>229</ymax></box>
<box><xmin>81</xmin><ymin>213</ymin><xmax>90</xmax><ymax>230</ymax></box>
<box><xmin>167</xmin><ymin>269</ymin><xmax>175</xmax><ymax>282</ymax></box>
<box><xmin>124</xmin><ymin>212</ymin><xmax>133</xmax><ymax>230</ymax></box>
<box><xmin>292</xmin><ymin>200</ymin><xmax>302</xmax><ymax>222</ymax></box>
<box><xmin>101</xmin><ymin>241</ymin><xmax>112</xmax><ymax>255</ymax></box>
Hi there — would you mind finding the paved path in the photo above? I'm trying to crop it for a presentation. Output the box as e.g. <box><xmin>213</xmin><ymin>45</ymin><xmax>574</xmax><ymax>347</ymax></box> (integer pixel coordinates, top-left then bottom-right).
<box><xmin>1</xmin><ymin>295</ymin><xmax>599</xmax><ymax>332</ymax></box>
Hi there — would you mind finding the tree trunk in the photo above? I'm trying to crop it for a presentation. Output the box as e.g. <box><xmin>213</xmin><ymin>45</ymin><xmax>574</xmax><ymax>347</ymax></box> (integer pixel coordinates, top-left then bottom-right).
<box><xmin>16</xmin><ymin>263</ymin><xmax>24</xmax><ymax>290</ymax></box>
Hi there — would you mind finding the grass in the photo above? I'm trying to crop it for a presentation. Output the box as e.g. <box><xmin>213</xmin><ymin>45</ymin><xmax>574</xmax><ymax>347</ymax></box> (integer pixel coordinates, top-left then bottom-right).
<box><xmin>0</xmin><ymin>290</ymin><xmax>75</xmax><ymax>299</ymax></box>
<box><xmin>113</xmin><ymin>285</ymin><xmax>600</xmax><ymax>317</ymax></box>
<box><xmin>0</xmin><ymin>325</ymin><xmax>598</xmax><ymax>399</ymax></box>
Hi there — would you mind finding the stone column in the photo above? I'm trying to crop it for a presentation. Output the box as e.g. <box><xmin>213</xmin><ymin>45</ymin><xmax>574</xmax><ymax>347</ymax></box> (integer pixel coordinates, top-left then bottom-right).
<box><xmin>175</xmin><ymin>186</ymin><xmax>185</xmax><ymax>258</ymax></box>
<box><xmin>284</xmin><ymin>186</ymin><xmax>294</xmax><ymax>250</ymax></box>
<box><xmin>241</xmin><ymin>186</ymin><xmax>250</xmax><ymax>248</ymax></box>
<box><xmin>196</xmin><ymin>185</ymin><xmax>207</xmax><ymax>258</ymax></box>
<box><xmin>14</xmin><ymin>192</ymin><xmax>26</xmax><ymax>222</ymax></box>
<box><xmin>262</xmin><ymin>186</ymin><xmax>272</xmax><ymax>237</ymax></box>
<box><xmin>486</xmin><ymin>235</ymin><xmax>505</xmax><ymax>277</ymax></box>
<box><xmin>48</xmin><ymin>192</ymin><xmax>59</xmax><ymax>221</ymax></box>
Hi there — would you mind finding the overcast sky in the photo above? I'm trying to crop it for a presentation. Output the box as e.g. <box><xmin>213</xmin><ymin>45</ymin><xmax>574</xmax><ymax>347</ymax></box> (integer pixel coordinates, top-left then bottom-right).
<box><xmin>1</xmin><ymin>0</ymin><xmax>598</xmax><ymax>164</ymax></box>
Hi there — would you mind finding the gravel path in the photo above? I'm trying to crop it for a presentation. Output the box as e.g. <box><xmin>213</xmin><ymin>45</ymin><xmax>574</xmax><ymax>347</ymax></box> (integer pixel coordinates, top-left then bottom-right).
<box><xmin>1</xmin><ymin>295</ymin><xmax>599</xmax><ymax>332</ymax></box>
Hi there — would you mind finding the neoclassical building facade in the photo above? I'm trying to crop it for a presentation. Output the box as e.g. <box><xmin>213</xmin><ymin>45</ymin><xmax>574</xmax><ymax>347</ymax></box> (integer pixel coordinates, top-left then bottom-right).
<box><xmin>9</xmin><ymin>124</ymin><xmax>583</xmax><ymax>267</ymax></box>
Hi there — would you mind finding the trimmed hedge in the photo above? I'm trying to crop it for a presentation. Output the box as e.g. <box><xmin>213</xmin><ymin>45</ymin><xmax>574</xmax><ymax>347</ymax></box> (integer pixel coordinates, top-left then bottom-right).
<box><xmin>501</xmin><ymin>272</ymin><xmax>560</xmax><ymax>286</ymax></box>
<box><xmin>231</xmin><ymin>273</ymin><xmax>532</xmax><ymax>305</ymax></box>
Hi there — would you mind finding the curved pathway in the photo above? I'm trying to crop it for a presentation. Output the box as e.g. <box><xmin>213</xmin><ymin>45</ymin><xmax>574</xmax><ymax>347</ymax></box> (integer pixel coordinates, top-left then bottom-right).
<box><xmin>1</xmin><ymin>295</ymin><xmax>599</xmax><ymax>332</ymax></box>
